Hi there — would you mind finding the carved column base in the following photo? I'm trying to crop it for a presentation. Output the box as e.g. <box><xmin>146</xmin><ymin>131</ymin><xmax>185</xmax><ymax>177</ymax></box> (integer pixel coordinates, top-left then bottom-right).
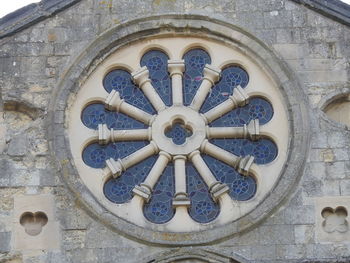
<box><xmin>210</xmin><ymin>182</ymin><xmax>230</xmax><ymax>202</ymax></box>
<box><xmin>132</xmin><ymin>184</ymin><xmax>152</xmax><ymax>202</ymax></box>
<box><xmin>173</xmin><ymin>192</ymin><xmax>191</xmax><ymax>208</ymax></box>
<box><xmin>237</xmin><ymin>155</ymin><xmax>255</xmax><ymax>176</ymax></box>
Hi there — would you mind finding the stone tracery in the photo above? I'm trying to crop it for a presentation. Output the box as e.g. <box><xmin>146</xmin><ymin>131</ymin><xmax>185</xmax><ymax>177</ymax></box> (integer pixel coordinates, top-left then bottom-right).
<box><xmin>81</xmin><ymin>48</ymin><xmax>277</xmax><ymax>224</ymax></box>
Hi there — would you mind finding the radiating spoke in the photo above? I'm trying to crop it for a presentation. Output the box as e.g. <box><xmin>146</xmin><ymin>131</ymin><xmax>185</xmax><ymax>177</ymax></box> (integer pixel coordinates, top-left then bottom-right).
<box><xmin>207</xmin><ymin>119</ymin><xmax>260</xmax><ymax>140</ymax></box>
<box><xmin>97</xmin><ymin>124</ymin><xmax>151</xmax><ymax>144</ymax></box>
<box><xmin>201</xmin><ymin>140</ymin><xmax>254</xmax><ymax>176</ymax></box>
<box><xmin>105</xmin><ymin>90</ymin><xmax>153</xmax><ymax>125</ymax></box>
<box><xmin>190</xmin><ymin>64</ymin><xmax>221</xmax><ymax>111</ymax></box>
<box><xmin>203</xmin><ymin>86</ymin><xmax>249</xmax><ymax>123</ymax></box>
<box><xmin>103</xmin><ymin>141</ymin><xmax>159</xmax><ymax>178</ymax></box>
<box><xmin>133</xmin><ymin>151</ymin><xmax>171</xmax><ymax>202</ymax></box>
<box><xmin>168</xmin><ymin>60</ymin><xmax>185</xmax><ymax>106</ymax></box>
<box><xmin>188</xmin><ymin>150</ymin><xmax>229</xmax><ymax>202</ymax></box>
<box><xmin>172</xmin><ymin>155</ymin><xmax>190</xmax><ymax>208</ymax></box>
<box><xmin>132</xmin><ymin>67</ymin><xmax>166</xmax><ymax>112</ymax></box>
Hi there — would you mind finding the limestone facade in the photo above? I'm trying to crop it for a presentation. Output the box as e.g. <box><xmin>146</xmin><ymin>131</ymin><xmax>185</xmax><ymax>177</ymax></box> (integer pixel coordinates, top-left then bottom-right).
<box><xmin>0</xmin><ymin>0</ymin><xmax>349</xmax><ymax>262</ymax></box>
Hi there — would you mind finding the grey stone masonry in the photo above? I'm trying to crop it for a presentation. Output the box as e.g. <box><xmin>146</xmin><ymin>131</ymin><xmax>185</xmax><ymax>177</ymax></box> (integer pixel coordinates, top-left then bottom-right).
<box><xmin>0</xmin><ymin>0</ymin><xmax>349</xmax><ymax>262</ymax></box>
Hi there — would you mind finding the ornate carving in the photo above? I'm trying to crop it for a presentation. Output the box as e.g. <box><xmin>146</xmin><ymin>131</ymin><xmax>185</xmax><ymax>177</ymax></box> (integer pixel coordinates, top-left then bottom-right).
<box><xmin>321</xmin><ymin>206</ymin><xmax>349</xmax><ymax>233</ymax></box>
<box><xmin>20</xmin><ymin>211</ymin><xmax>48</xmax><ymax>236</ymax></box>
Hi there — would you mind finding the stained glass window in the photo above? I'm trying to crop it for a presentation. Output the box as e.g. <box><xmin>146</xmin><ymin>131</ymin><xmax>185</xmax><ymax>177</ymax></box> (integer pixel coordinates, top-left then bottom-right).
<box><xmin>143</xmin><ymin>164</ymin><xmax>175</xmax><ymax>223</ymax></box>
<box><xmin>183</xmin><ymin>49</ymin><xmax>211</xmax><ymax>106</ymax></box>
<box><xmin>201</xmin><ymin>66</ymin><xmax>249</xmax><ymax>113</ymax></box>
<box><xmin>82</xmin><ymin>141</ymin><xmax>148</xmax><ymax>169</ymax></box>
<box><xmin>81</xmin><ymin>103</ymin><xmax>147</xmax><ymax>130</ymax></box>
<box><xmin>203</xmin><ymin>155</ymin><xmax>256</xmax><ymax>201</ymax></box>
<box><xmin>187</xmin><ymin>163</ymin><xmax>220</xmax><ymax>223</ymax></box>
<box><xmin>141</xmin><ymin>50</ymin><xmax>172</xmax><ymax>106</ymax></box>
<box><xmin>103</xmin><ymin>69</ymin><xmax>156</xmax><ymax>114</ymax></box>
<box><xmin>104</xmin><ymin>156</ymin><xmax>157</xmax><ymax>203</ymax></box>
<box><xmin>211</xmin><ymin>139</ymin><xmax>278</xmax><ymax>165</ymax></box>
<box><xmin>80</xmin><ymin>48</ymin><xmax>278</xmax><ymax>225</ymax></box>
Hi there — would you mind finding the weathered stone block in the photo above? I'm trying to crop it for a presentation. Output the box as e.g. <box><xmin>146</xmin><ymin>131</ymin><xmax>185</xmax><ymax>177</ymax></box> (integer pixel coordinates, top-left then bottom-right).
<box><xmin>273</xmin><ymin>43</ymin><xmax>305</xmax><ymax>59</ymax></box>
<box><xmin>62</xmin><ymin>230</ymin><xmax>86</xmax><ymax>251</ymax></box>
<box><xmin>7</xmin><ymin>135</ymin><xmax>27</xmax><ymax>157</ymax></box>
<box><xmin>0</xmin><ymin>231</ymin><xmax>11</xmax><ymax>252</ymax></box>
<box><xmin>284</xmin><ymin>205</ymin><xmax>315</xmax><ymax>224</ymax></box>
<box><xmin>264</xmin><ymin>10</ymin><xmax>292</xmax><ymax>28</ymax></box>
<box><xmin>251</xmin><ymin>245</ymin><xmax>276</xmax><ymax>260</ymax></box>
<box><xmin>259</xmin><ymin>225</ymin><xmax>294</xmax><ymax>245</ymax></box>
<box><xmin>294</xmin><ymin>224</ymin><xmax>315</xmax><ymax>244</ymax></box>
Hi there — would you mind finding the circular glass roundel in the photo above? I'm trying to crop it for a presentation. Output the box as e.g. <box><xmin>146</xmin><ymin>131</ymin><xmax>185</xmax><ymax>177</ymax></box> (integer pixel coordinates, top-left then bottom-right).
<box><xmin>68</xmin><ymin>36</ymin><xmax>288</xmax><ymax>233</ymax></box>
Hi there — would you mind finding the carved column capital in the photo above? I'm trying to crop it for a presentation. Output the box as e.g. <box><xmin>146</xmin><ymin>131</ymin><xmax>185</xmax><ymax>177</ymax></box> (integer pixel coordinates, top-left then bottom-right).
<box><xmin>237</xmin><ymin>155</ymin><xmax>255</xmax><ymax>176</ymax></box>
<box><xmin>133</xmin><ymin>183</ymin><xmax>152</xmax><ymax>202</ymax></box>
<box><xmin>229</xmin><ymin>85</ymin><xmax>249</xmax><ymax>107</ymax></box>
<box><xmin>105</xmin><ymin>90</ymin><xmax>124</xmax><ymax>111</ymax></box>
<box><xmin>103</xmin><ymin>158</ymin><xmax>125</xmax><ymax>178</ymax></box>
<box><xmin>203</xmin><ymin>64</ymin><xmax>221</xmax><ymax>84</ymax></box>
<box><xmin>168</xmin><ymin>60</ymin><xmax>185</xmax><ymax>77</ymax></box>
<box><xmin>244</xmin><ymin>119</ymin><xmax>260</xmax><ymax>140</ymax></box>
<box><xmin>131</xmin><ymin>66</ymin><xmax>151</xmax><ymax>87</ymax></box>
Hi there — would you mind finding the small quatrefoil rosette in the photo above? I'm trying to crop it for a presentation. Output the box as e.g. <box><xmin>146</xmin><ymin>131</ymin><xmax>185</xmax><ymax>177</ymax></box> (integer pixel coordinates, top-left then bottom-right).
<box><xmin>58</xmin><ymin>21</ymin><xmax>309</xmax><ymax>245</ymax></box>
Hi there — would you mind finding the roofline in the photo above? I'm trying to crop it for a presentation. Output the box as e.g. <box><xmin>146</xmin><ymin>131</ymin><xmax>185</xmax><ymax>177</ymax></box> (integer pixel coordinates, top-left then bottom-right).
<box><xmin>0</xmin><ymin>0</ymin><xmax>81</xmax><ymax>40</ymax></box>
<box><xmin>291</xmin><ymin>0</ymin><xmax>350</xmax><ymax>27</ymax></box>
<box><xmin>0</xmin><ymin>0</ymin><xmax>349</xmax><ymax>40</ymax></box>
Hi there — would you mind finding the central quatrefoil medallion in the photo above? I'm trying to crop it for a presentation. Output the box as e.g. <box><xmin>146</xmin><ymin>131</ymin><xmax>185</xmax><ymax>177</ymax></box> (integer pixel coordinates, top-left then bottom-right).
<box><xmin>150</xmin><ymin>106</ymin><xmax>207</xmax><ymax>155</ymax></box>
<box><xmin>165</xmin><ymin>119</ymin><xmax>193</xmax><ymax>145</ymax></box>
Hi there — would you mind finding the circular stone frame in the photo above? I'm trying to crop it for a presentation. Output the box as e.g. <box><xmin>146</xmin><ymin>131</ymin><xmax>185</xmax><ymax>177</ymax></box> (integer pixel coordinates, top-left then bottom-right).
<box><xmin>49</xmin><ymin>15</ymin><xmax>310</xmax><ymax>245</ymax></box>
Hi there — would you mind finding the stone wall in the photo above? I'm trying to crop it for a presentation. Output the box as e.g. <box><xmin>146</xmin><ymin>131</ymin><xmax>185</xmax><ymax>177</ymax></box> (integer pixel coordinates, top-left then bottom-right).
<box><xmin>0</xmin><ymin>0</ymin><xmax>349</xmax><ymax>262</ymax></box>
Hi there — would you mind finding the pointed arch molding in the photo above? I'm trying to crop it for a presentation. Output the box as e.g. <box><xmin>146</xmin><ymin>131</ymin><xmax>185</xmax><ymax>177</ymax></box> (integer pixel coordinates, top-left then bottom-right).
<box><xmin>49</xmin><ymin>15</ymin><xmax>310</xmax><ymax>245</ymax></box>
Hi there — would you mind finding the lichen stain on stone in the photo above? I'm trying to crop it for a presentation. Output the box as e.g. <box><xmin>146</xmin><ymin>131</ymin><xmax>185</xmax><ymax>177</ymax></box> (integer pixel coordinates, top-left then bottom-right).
<box><xmin>61</xmin><ymin>159</ymin><xmax>71</xmax><ymax>180</ymax></box>
<box><xmin>61</xmin><ymin>159</ymin><xmax>69</xmax><ymax>165</ymax></box>
<box><xmin>156</xmin><ymin>232</ymin><xmax>191</xmax><ymax>241</ymax></box>
<box><xmin>47</xmin><ymin>32</ymin><xmax>57</xmax><ymax>42</ymax></box>
<box><xmin>153</xmin><ymin>0</ymin><xmax>177</xmax><ymax>6</ymax></box>
<box><xmin>321</xmin><ymin>149</ymin><xmax>334</xmax><ymax>163</ymax></box>
<box><xmin>99</xmin><ymin>0</ymin><xmax>113</xmax><ymax>9</ymax></box>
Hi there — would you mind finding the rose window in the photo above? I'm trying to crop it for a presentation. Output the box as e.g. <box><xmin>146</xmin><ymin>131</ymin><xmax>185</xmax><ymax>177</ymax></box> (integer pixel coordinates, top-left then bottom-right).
<box><xmin>79</xmin><ymin>47</ymin><xmax>277</xmax><ymax>224</ymax></box>
<box><xmin>68</xmin><ymin>37</ymin><xmax>288</xmax><ymax>232</ymax></box>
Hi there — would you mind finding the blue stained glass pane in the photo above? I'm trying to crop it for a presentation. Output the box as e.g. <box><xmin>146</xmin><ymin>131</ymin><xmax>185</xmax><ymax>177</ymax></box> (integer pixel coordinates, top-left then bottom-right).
<box><xmin>211</xmin><ymin>138</ymin><xmax>278</xmax><ymax>165</ymax></box>
<box><xmin>81</xmin><ymin>103</ymin><xmax>107</xmax><ymax>129</ymax></box>
<box><xmin>209</xmin><ymin>97</ymin><xmax>274</xmax><ymax>127</ymax></box>
<box><xmin>144</xmin><ymin>164</ymin><xmax>175</xmax><ymax>223</ymax></box>
<box><xmin>105</xmin><ymin>110</ymin><xmax>147</xmax><ymax>130</ymax></box>
<box><xmin>165</xmin><ymin>123</ymin><xmax>193</xmax><ymax>145</ymax></box>
<box><xmin>82</xmin><ymin>141</ymin><xmax>148</xmax><ymax>168</ymax></box>
<box><xmin>201</xmin><ymin>66</ymin><xmax>249</xmax><ymax>112</ymax></box>
<box><xmin>183</xmin><ymin>49</ymin><xmax>211</xmax><ymax>106</ymax></box>
<box><xmin>203</xmin><ymin>155</ymin><xmax>256</xmax><ymax>201</ymax></box>
<box><xmin>103</xmin><ymin>69</ymin><xmax>155</xmax><ymax>114</ymax></box>
<box><xmin>104</xmin><ymin>155</ymin><xmax>157</xmax><ymax>203</ymax></box>
<box><xmin>81</xmin><ymin>103</ymin><xmax>147</xmax><ymax>130</ymax></box>
<box><xmin>186</xmin><ymin>163</ymin><xmax>220</xmax><ymax>223</ymax></box>
<box><xmin>140</xmin><ymin>50</ymin><xmax>172</xmax><ymax>106</ymax></box>
<box><xmin>82</xmin><ymin>143</ymin><xmax>107</xmax><ymax>169</ymax></box>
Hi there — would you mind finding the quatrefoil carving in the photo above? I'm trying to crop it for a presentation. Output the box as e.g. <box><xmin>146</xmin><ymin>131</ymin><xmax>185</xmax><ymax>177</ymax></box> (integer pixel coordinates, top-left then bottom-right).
<box><xmin>321</xmin><ymin>206</ymin><xmax>349</xmax><ymax>233</ymax></box>
<box><xmin>20</xmin><ymin>211</ymin><xmax>48</xmax><ymax>236</ymax></box>
<box><xmin>165</xmin><ymin>119</ymin><xmax>193</xmax><ymax>145</ymax></box>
